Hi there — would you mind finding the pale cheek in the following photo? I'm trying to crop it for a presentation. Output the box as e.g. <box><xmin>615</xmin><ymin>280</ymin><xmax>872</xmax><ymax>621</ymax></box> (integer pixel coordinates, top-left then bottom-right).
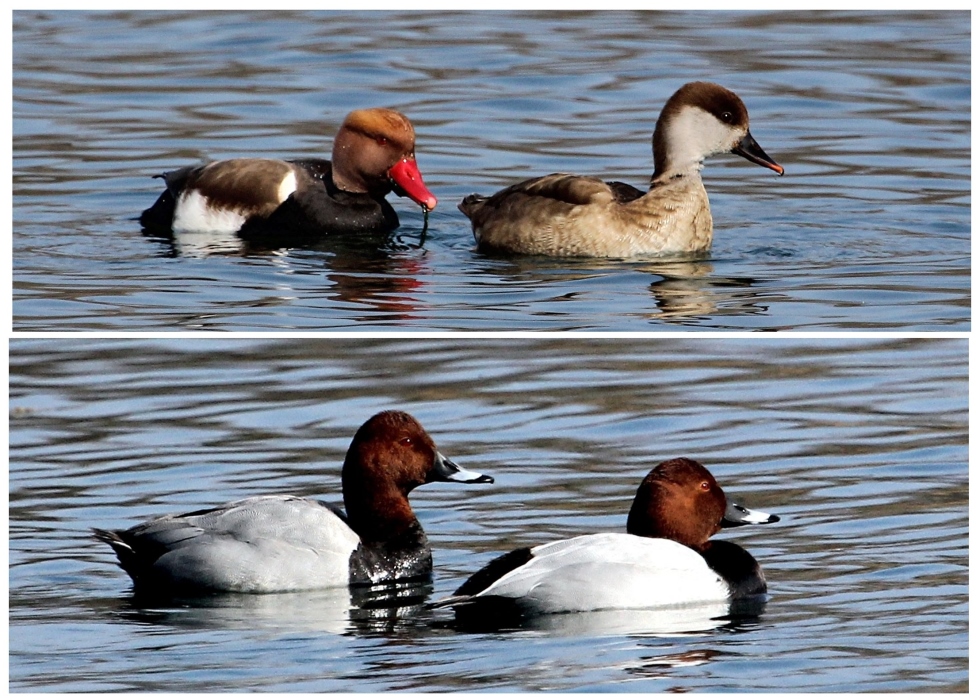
<box><xmin>666</xmin><ymin>107</ymin><xmax>744</xmax><ymax>165</ymax></box>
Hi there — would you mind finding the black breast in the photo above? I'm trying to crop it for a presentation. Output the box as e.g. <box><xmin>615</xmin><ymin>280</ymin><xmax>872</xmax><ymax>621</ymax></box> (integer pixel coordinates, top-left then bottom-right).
<box><xmin>236</xmin><ymin>159</ymin><xmax>399</xmax><ymax>246</ymax></box>
<box><xmin>348</xmin><ymin>521</ymin><xmax>433</xmax><ymax>586</ymax></box>
<box><xmin>700</xmin><ymin>539</ymin><xmax>767</xmax><ymax>599</ymax></box>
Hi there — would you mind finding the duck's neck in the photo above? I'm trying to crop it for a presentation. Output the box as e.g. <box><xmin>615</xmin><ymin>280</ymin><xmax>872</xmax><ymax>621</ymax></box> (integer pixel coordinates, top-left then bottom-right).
<box><xmin>652</xmin><ymin>113</ymin><xmax>709</xmax><ymax>186</ymax></box>
<box><xmin>651</xmin><ymin>160</ymin><xmax>704</xmax><ymax>188</ymax></box>
<box><xmin>343</xmin><ymin>472</ymin><xmax>432</xmax><ymax>585</ymax></box>
<box><xmin>343</xmin><ymin>478</ymin><xmax>420</xmax><ymax>545</ymax></box>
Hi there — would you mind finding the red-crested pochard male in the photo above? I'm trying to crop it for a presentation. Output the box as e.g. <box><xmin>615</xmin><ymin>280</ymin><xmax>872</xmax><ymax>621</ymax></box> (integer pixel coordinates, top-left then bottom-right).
<box><xmin>459</xmin><ymin>82</ymin><xmax>783</xmax><ymax>258</ymax></box>
<box><xmin>139</xmin><ymin>108</ymin><xmax>438</xmax><ymax>242</ymax></box>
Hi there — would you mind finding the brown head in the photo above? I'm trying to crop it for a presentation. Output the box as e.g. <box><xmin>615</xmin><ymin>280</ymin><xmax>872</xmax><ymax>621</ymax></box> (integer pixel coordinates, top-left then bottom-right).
<box><xmin>626</xmin><ymin>457</ymin><xmax>779</xmax><ymax>549</ymax></box>
<box><xmin>331</xmin><ymin>108</ymin><xmax>438</xmax><ymax>211</ymax></box>
<box><xmin>341</xmin><ymin>410</ymin><xmax>491</xmax><ymax>544</ymax></box>
<box><xmin>652</xmin><ymin>82</ymin><xmax>783</xmax><ymax>180</ymax></box>
<box><xmin>626</xmin><ymin>457</ymin><xmax>728</xmax><ymax>549</ymax></box>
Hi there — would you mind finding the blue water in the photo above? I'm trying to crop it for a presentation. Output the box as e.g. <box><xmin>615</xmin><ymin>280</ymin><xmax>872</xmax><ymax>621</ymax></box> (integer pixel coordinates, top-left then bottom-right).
<box><xmin>12</xmin><ymin>10</ymin><xmax>970</xmax><ymax>330</ymax></box>
<box><xmin>8</xmin><ymin>338</ymin><xmax>968</xmax><ymax>691</ymax></box>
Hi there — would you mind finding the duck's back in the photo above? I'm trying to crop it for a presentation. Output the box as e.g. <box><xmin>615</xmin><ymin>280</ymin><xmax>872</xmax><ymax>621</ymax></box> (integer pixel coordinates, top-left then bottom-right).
<box><xmin>464</xmin><ymin>173</ymin><xmax>712</xmax><ymax>257</ymax></box>
<box><xmin>139</xmin><ymin>158</ymin><xmax>399</xmax><ymax>242</ymax></box>
<box><xmin>467</xmin><ymin>532</ymin><xmax>729</xmax><ymax>614</ymax></box>
<box><xmin>95</xmin><ymin>495</ymin><xmax>361</xmax><ymax>594</ymax></box>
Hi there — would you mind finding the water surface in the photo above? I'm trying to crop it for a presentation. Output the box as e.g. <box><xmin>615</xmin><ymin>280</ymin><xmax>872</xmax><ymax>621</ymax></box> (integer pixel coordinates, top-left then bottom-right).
<box><xmin>9</xmin><ymin>338</ymin><xmax>967</xmax><ymax>691</ymax></box>
<box><xmin>12</xmin><ymin>11</ymin><xmax>970</xmax><ymax>330</ymax></box>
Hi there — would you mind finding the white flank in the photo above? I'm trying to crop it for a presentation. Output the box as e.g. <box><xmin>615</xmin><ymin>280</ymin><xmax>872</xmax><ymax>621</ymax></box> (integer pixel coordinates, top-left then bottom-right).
<box><xmin>172</xmin><ymin>190</ymin><xmax>247</xmax><ymax>233</ymax></box>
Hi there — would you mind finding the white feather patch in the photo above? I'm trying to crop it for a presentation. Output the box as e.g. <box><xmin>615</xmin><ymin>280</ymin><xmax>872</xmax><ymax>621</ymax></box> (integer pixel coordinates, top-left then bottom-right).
<box><xmin>277</xmin><ymin>171</ymin><xmax>297</xmax><ymax>202</ymax></box>
<box><xmin>172</xmin><ymin>190</ymin><xmax>247</xmax><ymax>233</ymax></box>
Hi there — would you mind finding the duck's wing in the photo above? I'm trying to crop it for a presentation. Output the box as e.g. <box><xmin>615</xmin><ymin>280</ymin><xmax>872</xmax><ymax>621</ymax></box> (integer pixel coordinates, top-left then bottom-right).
<box><xmin>94</xmin><ymin>496</ymin><xmax>360</xmax><ymax>593</ymax></box>
<box><xmin>460</xmin><ymin>174</ymin><xmax>637</xmax><ymax>256</ymax></box>
<box><xmin>460</xmin><ymin>173</ymin><xmax>615</xmax><ymax>218</ymax></box>
<box><xmin>606</xmin><ymin>180</ymin><xmax>647</xmax><ymax>203</ymax></box>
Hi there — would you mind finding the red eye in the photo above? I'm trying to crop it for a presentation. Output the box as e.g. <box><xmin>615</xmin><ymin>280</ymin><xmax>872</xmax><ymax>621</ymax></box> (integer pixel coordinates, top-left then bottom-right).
<box><xmin>377</xmin><ymin>137</ymin><xmax>388</xmax><ymax>146</ymax></box>
<box><xmin>700</xmin><ymin>481</ymin><xmax>710</xmax><ymax>491</ymax></box>
<box><xmin>399</xmin><ymin>437</ymin><xmax>413</xmax><ymax>447</ymax></box>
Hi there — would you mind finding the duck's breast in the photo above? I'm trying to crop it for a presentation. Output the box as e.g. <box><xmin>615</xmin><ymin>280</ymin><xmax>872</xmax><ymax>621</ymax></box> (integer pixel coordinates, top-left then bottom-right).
<box><xmin>622</xmin><ymin>176</ymin><xmax>713</xmax><ymax>254</ymax></box>
<box><xmin>143</xmin><ymin>495</ymin><xmax>361</xmax><ymax>592</ymax></box>
<box><xmin>480</xmin><ymin>532</ymin><xmax>729</xmax><ymax>613</ymax></box>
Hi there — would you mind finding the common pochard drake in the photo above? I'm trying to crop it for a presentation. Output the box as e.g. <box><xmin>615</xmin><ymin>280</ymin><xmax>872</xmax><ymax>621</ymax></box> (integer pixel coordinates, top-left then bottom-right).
<box><xmin>460</xmin><ymin>82</ymin><xmax>783</xmax><ymax>258</ymax></box>
<box><xmin>94</xmin><ymin>411</ymin><xmax>491</xmax><ymax>595</ymax></box>
<box><xmin>440</xmin><ymin>458</ymin><xmax>778</xmax><ymax>621</ymax></box>
<box><xmin>139</xmin><ymin>108</ymin><xmax>438</xmax><ymax>242</ymax></box>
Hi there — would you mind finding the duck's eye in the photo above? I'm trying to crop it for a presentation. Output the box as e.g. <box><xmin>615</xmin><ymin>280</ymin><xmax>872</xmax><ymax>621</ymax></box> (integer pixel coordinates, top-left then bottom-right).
<box><xmin>700</xmin><ymin>481</ymin><xmax>711</xmax><ymax>491</ymax></box>
<box><xmin>377</xmin><ymin>137</ymin><xmax>389</xmax><ymax>146</ymax></box>
<box><xmin>720</xmin><ymin>111</ymin><xmax>733</xmax><ymax>123</ymax></box>
<box><xmin>399</xmin><ymin>437</ymin><xmax>413</xmax><ymax>447</ymax></box>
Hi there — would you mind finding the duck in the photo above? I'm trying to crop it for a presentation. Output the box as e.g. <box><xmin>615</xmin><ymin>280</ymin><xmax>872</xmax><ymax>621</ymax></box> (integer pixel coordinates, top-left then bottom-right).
<box><xmin>139</xmin><ymin>108</ymin><xmax>438</xmax><ymax>243</ymax></box>
<box><xmin>459</xmin><ymin>82</ymin><xmax>784</xmax><ymax>258</ymax></box>
<box><xmin>438</xmin><ymin>458</ymin><xmax>778</xmax><ymax>622</ymax></box>
<box><xmin>93</xmin><ymin>410</ymin><xmax>492</xmax><ymax>595</ymax></box>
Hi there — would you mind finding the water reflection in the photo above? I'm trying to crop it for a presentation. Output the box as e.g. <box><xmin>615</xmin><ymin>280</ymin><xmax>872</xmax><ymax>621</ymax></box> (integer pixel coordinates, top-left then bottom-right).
<box><xmin>144</xmin><ymin>227</ymin><xmax>248</xmax><ymax>258</ymax></box>
<box><xmin>649</xmin><ymin>273</ymin><xmax>762</xmax><ymax>320</ymax></box>
<box><xmin>640</xmin><ymin>260</ymin><xmax>768</xmax><ymax>320</ymax></box>
<box><xmin>145</xmin><ymin>222</ymin><xmax>429</xmax><ymax>259</ymax></box>
<box><xmin>623</xmin><ymin>649</ymin><xmax>722</xmax><ymax>679</ymax></box>
<box><xmin>445</xmin><ymin>599</ymin><xmax>763</xmax><ymax>637</ymax></box>
<box><xmin>348</xmin><ymin>580</ymin><xmax>434</xmax><ymax>635</ymax></box>
<box><xmin>111</xmin><ymin>587</ymin><xmax>355</xmax><ymax>635</ymax></box>
<box><xmin>469</xmin><ymin>255</ymin><xmax>772</xmax><ymax>321</ymax></box>
<box><xmin>151</xmin><ymin>230</ymin><xmax>770</xmax><ymax>322</ymax></box>
<box><xmin>144</xmin><ymin>225</ymin><xmax>438</xmax><ymax>321</ymax></box>
<box><xmin>104</xmin><ymin>579</ymin><xmax>435</xmax><ymax>637</ymax></box>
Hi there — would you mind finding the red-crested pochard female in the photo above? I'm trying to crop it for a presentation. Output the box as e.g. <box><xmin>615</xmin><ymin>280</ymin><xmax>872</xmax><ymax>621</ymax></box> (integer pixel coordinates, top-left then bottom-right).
<box><xmin>139</xmin><ymin>108</ymin><xmax>438</xmax><ymax>241</ymax></box>
<box><xmin>459</xmin><ymin>82</ymin><xmax>783</xmax><ymax>258</ymax></box>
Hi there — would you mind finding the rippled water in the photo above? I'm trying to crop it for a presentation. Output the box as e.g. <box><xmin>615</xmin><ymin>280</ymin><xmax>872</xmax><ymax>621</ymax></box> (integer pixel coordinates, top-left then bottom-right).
<box><xmin>12</xmin><ymin>10</ymin><xmax>970</xmax><ymax>330</ymax></box>
<box><xmin>9</xmin><ymin>338</ymin><xmax>967</xmax><ymax>691</ymax></box>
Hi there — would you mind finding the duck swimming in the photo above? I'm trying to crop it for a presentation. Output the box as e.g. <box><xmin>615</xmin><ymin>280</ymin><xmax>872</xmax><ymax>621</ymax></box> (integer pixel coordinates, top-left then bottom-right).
<box><xmin>460</xmin><ymin>82</ymin><xmax>783</xmax><ymax>258</ymax></box>
<box><xmin>93</xmin><ymin>411</ymin><xmax>492</xmax><ymax>596</ymax></box>
<box><xmin>139</xmin><ymin>108</ymin><xmax>438</xmax><ymax>243</ymax></box>
<box><xmin>439</xmin><ymin>458</ymin><xmax>778</xmax><ymax>622</ymax></box>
